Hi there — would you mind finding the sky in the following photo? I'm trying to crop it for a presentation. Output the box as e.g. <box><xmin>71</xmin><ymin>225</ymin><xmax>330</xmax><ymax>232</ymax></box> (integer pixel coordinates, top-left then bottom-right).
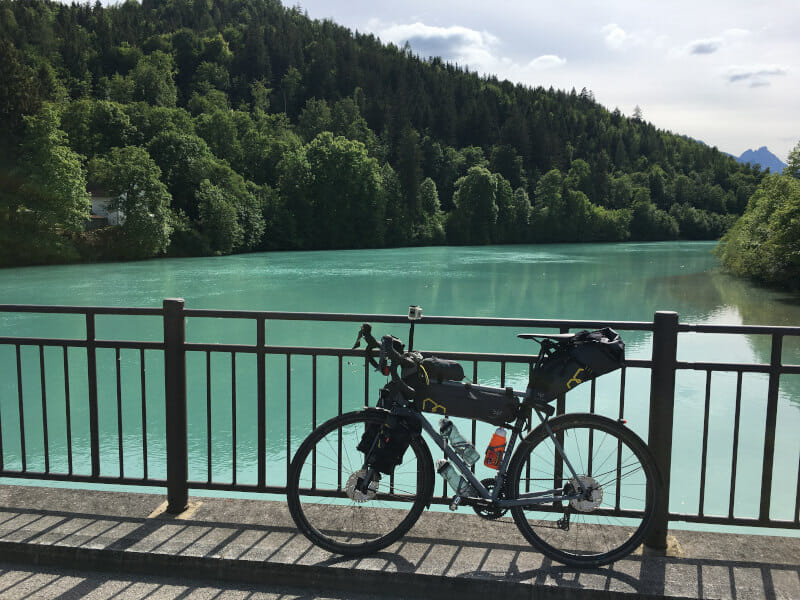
<box><xmin>292</xmin><ymin>0</ymin><xmax>799</xmax><ymax>162</ymax></box>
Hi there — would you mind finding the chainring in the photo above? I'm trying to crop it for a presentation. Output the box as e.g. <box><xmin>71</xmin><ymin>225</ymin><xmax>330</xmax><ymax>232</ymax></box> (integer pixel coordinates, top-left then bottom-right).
<box><xmin>471</xmin><ymin>478</ymin><xmax>509</xmax><ymax>520</ymax></box>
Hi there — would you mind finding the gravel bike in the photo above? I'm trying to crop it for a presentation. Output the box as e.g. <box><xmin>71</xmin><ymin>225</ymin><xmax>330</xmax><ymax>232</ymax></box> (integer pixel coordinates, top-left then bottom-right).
<box><xmin>286</xmin><ymin>323</ymin><xmax>663</xmax><ymax>567</ymax></box>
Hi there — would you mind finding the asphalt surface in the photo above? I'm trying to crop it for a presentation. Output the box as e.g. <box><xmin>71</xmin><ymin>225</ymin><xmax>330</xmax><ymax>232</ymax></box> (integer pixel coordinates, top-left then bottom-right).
<box><xmin>0</xmin><ymin>561</ymin><xmax>395</xmax><ymax>600</ymax></box>
<box><xmin>0</xmin><ymin>484</ymin><xmax>798</xmax><ymax>599</ymax></box>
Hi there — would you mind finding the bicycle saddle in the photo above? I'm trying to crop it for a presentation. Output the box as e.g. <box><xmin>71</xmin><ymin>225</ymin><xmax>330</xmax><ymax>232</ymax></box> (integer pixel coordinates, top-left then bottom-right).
<box><xmin>517</xmin><ymin>332</ymin><xmax>576</xmax><ymax>341</ymax></box>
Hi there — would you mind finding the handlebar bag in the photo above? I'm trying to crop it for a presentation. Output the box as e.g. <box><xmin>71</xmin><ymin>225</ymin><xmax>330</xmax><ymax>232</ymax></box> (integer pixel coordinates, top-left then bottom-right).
<box><xmin>416</xmin><ymin>381</ymin><xmax>519</xmax><ymax>427</ymax></box>
<box><xmin>531</xmin><ymin>327</ymin><xmax>625</xmax><ymax>401</ymax></box>
<box><xmin>420</xmin><ymin>357</ymin><xmax>464</xmax><ymax>382</ymax></box>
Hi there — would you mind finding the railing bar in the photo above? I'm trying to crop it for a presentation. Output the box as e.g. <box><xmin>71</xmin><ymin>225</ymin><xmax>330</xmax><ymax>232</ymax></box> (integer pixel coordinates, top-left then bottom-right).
<box><xmin>232</xmin><ymin>352</ymin><xmax>237</xmax><ymax>486</ymax></box>
<box><xmin>795</xmin><ymin>450</ymin><xmax>800</xmax><ymax>525</ymax></box>
<box><xmin>39</xmin><ymin>345</ymin><xmax>49</xmax><ymax>473</ymax></box>
<box><xmin>116</xmin><ymin>347</ymin><xmax>123</xmax><ymax>478</ymax></box>
<box><xmin>0</xmin><ymin>305</ymin><xmax>163</xmax><ymax>316</ymax></box>
<box><xmin>471</xmin><ymin>360</ymin><xmax>479</xmax><ymax>482</ymax></box>
<box><xmin>15</xmin><ymin>345</ymin><xmax>26</xmax><ymax>471</ymax></box>
<box><xmin>140</xmin><ymin>348</ymin><xmax>148</xmax><ymax>481</ymax></box>
<box><xmin>338</xmin><ymin>356</ymin><xmax>343</xmax><ymax>416</ymax></box>
<box><xmin>338</xmin><ymin>356</ymin><xmax>343</xmax><ymax>492</ymax></box>
<box><xmin>698</xmin><ymin>370</ymin><xmax>712</xmax><ymax>517</ymax></box>
<box><xmin>312</xmin><ymin>355</ymin><xmax>317</xmax><ymax>490</ymax></box>
<box><xmin>286</xmin><ymin>354</ymin><xmax>291</xmax><ymax>482</ymax></box>
<box><xmin>615</xmin><ymin>367</ymin><xmax>626</xmax><ymax>512</ymax></box>
<box><xmin>0</xmin><ymin>350</ymin><xmax>5</xmax><ymax>469</ymax></box>
<box><xmin>556</xmin><ymin>327</ymin><xmax>569</xmax><ymax>418</ymax></box>
<box><xmin>728</xmin><ymin>371</ymin><xmax>743</xmax><ymax>520</ymax></box>
<box><xmin>0</xmin><ymin>471</ymin><xmax>166</xmax><ymax>486</ymax></box>
<box><xmin>181</xmin><ymin>309</ymin><xmax>657</xmax><ymax>330</ymax></box>
<box><xmin>588</xmin><ymin>377</ymin><xmax>595</xmax><ymax>476</ymax></box>
<box><xmin>0</xmin><ymin>339</ymin><xmax>165</xmax><ymax>350</ymax></box>
<box><xmin>62</xmin><ymin>348</ymin><xmax>72</xmax><ymax>476</ymax></box>
<box><xmin>86</xmin><ymin>313</ymin><xmax>100</xmax><ymax>478</ymax></box>
<box><xmin>759</xmin><ymin>334</ymin><xmax>783</xmax><ymax>522</ymax></box>
<box><xmin>364</xmin><ymin>353</ymin><xmax>370</xmax><ymax>407</ymax></box>
<box><xmin>206</xmin><ymin>351</ymin><xmax>212</xmax><ymax>485</ymax></box>
<box><xmin>257</xmin><ymin>316</ymin><xmax>266</xmax><ymax>490</ymax></box>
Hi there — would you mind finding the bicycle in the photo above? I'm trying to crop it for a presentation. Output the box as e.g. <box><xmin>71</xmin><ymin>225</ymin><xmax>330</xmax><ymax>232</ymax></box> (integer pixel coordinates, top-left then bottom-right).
<box><xmin>286</xmin><ymin>323</ymin><xmax>663</xmax><ymax>567</ymax></box>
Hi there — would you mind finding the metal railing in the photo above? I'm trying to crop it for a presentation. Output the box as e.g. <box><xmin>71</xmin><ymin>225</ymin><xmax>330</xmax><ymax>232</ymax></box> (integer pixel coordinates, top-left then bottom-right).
<box><xmin>1</xmin><ymin>299</ymin><xmax>798</xmax><ymax>551</ymax></box>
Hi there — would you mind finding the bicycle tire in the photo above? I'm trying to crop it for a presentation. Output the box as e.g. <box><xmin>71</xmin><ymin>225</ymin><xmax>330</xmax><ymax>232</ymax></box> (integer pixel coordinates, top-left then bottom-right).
<box><xmin>287</xmin><ymin>408</ymin><xmax>435</xmax><ymax>555</ymax></box>
<box><xmin>507</xmin><ymin>413</ymin><xmax>662</xmax><ymax>567</ymax></box>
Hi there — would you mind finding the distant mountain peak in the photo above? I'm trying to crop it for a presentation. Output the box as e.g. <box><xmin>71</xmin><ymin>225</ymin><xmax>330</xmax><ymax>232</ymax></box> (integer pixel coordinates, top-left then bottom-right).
<box><xmin>736</xmin><ymin>147</ymin><xmax>786</xmax><ymax>173</ymax></box>
<box><xmin>734</xmin><ymin>146</ymin><xmax>786</xmax><ymax>173</ymax></box>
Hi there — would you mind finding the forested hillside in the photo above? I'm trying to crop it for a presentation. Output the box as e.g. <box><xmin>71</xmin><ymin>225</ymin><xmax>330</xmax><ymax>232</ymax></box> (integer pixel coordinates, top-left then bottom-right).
<box><xmin>0</xmin><ymin>0</ymin><xmax>768</xmax><ymax>265</ymax></box>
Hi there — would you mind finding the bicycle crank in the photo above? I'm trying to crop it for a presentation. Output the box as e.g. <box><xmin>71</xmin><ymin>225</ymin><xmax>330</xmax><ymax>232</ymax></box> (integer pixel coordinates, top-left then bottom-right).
<box><xmin>471</xmin><ymin>478</ymin><xmax>509</xmax><ymax>520</ymax></box>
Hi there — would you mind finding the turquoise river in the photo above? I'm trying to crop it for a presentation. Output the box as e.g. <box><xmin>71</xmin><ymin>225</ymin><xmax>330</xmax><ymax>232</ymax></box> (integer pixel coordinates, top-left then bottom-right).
<box><xmin>0</xmin><ymin>242</ymin><xmax>798</xmax><ymax>532</ymax></box>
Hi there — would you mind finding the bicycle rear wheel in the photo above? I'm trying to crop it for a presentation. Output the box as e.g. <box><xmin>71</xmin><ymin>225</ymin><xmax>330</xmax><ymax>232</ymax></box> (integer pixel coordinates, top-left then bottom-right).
<box><xmin>508</xmin><ymin>413</ymin><xmax>661</xmax><ymax>567</ymax></box>
<box><xmin>287</xmin><ymin>408</ymin><xmax>434</xmax><ymax>555</ymax></box>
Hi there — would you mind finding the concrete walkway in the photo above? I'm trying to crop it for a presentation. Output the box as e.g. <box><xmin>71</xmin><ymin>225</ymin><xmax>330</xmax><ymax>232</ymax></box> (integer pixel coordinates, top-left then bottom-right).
<box><xmin>0</xmin><ymin>485</ymin><xmax>797</xmax><ymax>600</ymax></box>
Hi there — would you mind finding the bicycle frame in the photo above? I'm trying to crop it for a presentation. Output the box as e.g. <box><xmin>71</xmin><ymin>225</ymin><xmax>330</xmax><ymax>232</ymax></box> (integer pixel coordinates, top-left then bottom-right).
<box><xmin>390</xmin><ymin>386</ymin><xmax>589</xmax><ymax>510</ymax></box>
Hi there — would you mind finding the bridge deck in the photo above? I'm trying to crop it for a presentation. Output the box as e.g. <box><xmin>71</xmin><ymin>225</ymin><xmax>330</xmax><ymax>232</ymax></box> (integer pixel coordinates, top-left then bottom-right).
<box><xmin>0</xmin><ymin>484</ymin><xmax>797</xmax><ymax>599</ymax></box>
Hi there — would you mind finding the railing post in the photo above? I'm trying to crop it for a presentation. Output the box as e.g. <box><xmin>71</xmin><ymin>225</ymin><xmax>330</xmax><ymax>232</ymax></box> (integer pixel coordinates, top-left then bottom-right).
<box><xmin>163</xmin><ymin>298</ymin><xmax>188</xmax><ymax>514</ymax></box>
<box><xmin>645</xmin><ymin>310</ymin><xmax>679</xmax><ymax>550</ymax></box>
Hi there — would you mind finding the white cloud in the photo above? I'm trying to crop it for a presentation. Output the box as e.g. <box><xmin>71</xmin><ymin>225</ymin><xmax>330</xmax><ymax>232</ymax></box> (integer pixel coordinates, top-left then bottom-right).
<box><xmin>602</xmin><ymin>24</ymin><xmax>628</xmax><ymax>49</ymax></box>
<box><xmin>680</xmin><ymin>28</ymin><xmax>752</xmax><ymax>57</ymax></box>
<box><xmin>726</xmin><ymin>64</ymin><xmax>788</xmax><ymax>86</ymax></box>
<box><xmin>528</xmin><ymin>55</ymin><xmax>566</xmax><ymax>70</ymax></box>
<box><xmin>688</xmin><ymin>38</ymin><xmax>722</xmax><ymax>55</ymax></box>
<box><xmin>377</xmin><ymin>22</ymin><xmax>499</xmax><ymax>68</ymax></box>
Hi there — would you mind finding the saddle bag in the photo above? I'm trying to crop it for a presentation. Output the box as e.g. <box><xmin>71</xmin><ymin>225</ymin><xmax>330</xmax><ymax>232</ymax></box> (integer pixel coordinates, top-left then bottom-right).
<box><xmin>531</xmin><ymin>327</ymin><xmax>625</xmax><ymax>401</ymax></box>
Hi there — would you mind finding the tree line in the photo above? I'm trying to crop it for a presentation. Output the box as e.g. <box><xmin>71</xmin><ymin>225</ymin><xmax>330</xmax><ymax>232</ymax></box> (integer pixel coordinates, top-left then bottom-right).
<box><xmin>716</xmin><ymin>142</ymin><xmax>800</xmax><ymax>290</ymax></box>
<box><xmin>0</xmin><ymin>0</ymin><xmax>770</xmax><ymax>265</ymax></box>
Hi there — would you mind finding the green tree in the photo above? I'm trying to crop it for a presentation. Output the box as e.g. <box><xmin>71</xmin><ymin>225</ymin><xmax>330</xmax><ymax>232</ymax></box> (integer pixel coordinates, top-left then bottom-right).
<box><xmin>197</xmin><ymin>179</ymin><xmax>242</xmax><ymax>254</ymax></box>
<box><xmin>1</xmin><ymin>105</ymin><xmax>90</xmax><ymax>265</ymax></box>
<box><xmin>396</xmin><ymin>124</ymin><xmax>424</xmax><ymax>218</ymax></box>
<box><xmin>716</xmin><ymin>174</ymin><xmax>800</xmax><ymax>289</ymax></box>
<box><xmin>90</xmin><ymin>145</ymin><xmax>173</xmax><ymax>259</ymax></box>
<box><xmin>297</xmin><ymin>98</ymin><xmax>332</xmax><ymax>142</ymax></box>
<box><xmin>130</xmin><ymin>51</ymin><xmax>177</xmax><ymax>107</ymax></box>
<box><xmin>416</xmin><ymin>177</ymin><xmax>445</xmax><ymax>244</ymax></box>
<box><xmin>277</xmin><ymin>133</ymin><xmax>385</xmax><ymax>249</ymax></box>
<box><xmin>447</xmin><ymin>166</ymin><xmax>498</xmax><ymax>244</ymax></box>
<box><xmin>784</xmin><ymin>140</ymin><xmax>800</xmax><ymax>179</ymax></box>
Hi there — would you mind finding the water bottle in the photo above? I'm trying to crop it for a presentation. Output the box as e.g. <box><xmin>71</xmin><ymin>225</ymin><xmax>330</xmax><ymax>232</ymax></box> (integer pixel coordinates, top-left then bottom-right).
<box><xmin>439</xmin><ymin>417</ymin><xmax>480</xmax><ymax>466</ymax></box>
<box><xmin>436</xmin><ymin>458</ymin><xmax>474</xmax><ymax>496</ymax></box>
<box><xmin>484</xmin><ymin>427</ymin><xmax>507</xmax><ymax>470</ymax></box>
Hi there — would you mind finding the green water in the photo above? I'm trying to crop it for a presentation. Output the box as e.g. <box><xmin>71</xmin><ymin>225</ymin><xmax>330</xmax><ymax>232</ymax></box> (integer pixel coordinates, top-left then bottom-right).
<box><xmin>0</xmin><ymin>242</ymin><xmax>798</xmax><ymax>528</ymax></box>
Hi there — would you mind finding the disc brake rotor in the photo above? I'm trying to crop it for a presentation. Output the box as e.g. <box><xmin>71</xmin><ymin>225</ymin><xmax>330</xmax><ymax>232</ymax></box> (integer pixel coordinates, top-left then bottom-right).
<box><xmin>569</xmin><ymin>475</ymin><xmax>603</xmax><ymax>512</ymax></box>
<box><xmin>345</xmin><ymin>469</ymin><xmax>379</xmax><ymax>503</ymax></box>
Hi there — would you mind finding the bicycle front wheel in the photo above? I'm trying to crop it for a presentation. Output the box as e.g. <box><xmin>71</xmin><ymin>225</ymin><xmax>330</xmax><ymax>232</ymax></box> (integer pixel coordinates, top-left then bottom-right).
<box><xmin>508</xmin><ymin>413</ymin><xmax>662</xmax><ymax>567</ymax></box>
<box><xmin>287</xmin><ymin>408</ymin><xmax>434</xmax><ymax>555</ymax></box>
